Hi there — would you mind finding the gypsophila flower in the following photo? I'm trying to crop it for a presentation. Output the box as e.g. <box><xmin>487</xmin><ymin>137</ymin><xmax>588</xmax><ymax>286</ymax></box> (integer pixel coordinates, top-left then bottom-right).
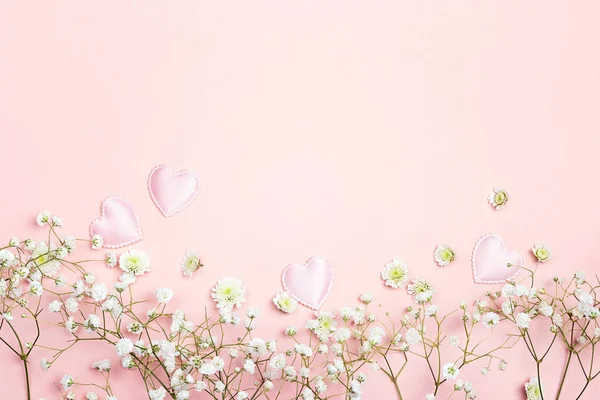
<box><xmin>149</xmin><ymin>387</ymin><xmax>167</xmax><ymax>400</ymax></box>
<box><xmin>405</xmin><ymin>327</ymin><xmax>422</xmax><ymax>346</ymax></box>
<box><xmin>92</xmin><ymin>359</ymin><xmax>111</xmax><ymax>372</ymax></box>
<box><xmin>181</xmin><ymin>250</ymin><xmax>202</xmax><ymax>278</ymax></box>
<box><xmin>442</xmin><ymin>362</ymin><xmax>460</xmax><ymax>380</ymax></box>
<box><xmin>40</xmin><ymin>359</ymin><xmax>50</xmax><ymax>371</ymax></box>
<box><xmin>90</xmin><ymin>282</ymin><xmax>108</xmax><ymax>302</ymax></box>
<box><xmin>482</xmin><ymin>312</ymin><xmax>500</xmax><ymax>328</ymax></box>
<box><xmin>272</xmin><ymin>291</ymin><xmax>298</xmax><ymax>313</ymax></box>
<box><xmin>381</xmin><ymin>259</ymin><xmax>409</xmax><ymax>289</ymax></box>
<box><xmin>60</xmin><ymin>374</ymin><xmax>74</xmax><ymax>390</ymax></box>
<box><xmin>115</xmin><ymin>338</ymin><xmax>134</xmax><ymax>357</ymax></box>
<box><xmin>105</xmin><ymin>252</ymin><xmax>117</xmax><ymax>267</ymax></box>
<box><xmin>156</xmin><ymin>288</ymin><xmax>174</xmax><ymax>304</ymax></box>
<box><xmin>498</xmin><ymin>360</ymin><xmax>508</xmax><ymax>371</ymax></box>
<box><xmin>425</xmin><ymin>394</ymin><xmax>435</xmax><ymax>400</ymax></box>
<box><xmin>433</xmin><ymin>244</ymin><xmax>455</xmax><ymax>267</ymax></box>
<box><xmin>91</xmin><ymin>234</ymin><xmax>103</xmax><ymax>250</ymax></box>
<box><xmin>36</xmin><ymin>211</ymin><xmax>51</xmax><ymax>226</ymax></box>
<box><xmin>119</xmin><ymin>249</ymin><xmax>150</xmax><ymax>276</ymax></box>
<box><xmin>359</xmin><ymin>293</ymin><xmax>373</xmax><ymax>304</ymax></box>
<box><xmin>488</xmin><ymin>187</ymin><xmax>508</xmax><ymax>209</ymax></box>
<box><xmin>285</xmin><ymin>325</ymin><xmax>298</xmax><ymax>336</ymax></box>
<box><xmin>516</xmin><ymin>312</ymin><xmax>532</xmax><ymax>329</ymax></box>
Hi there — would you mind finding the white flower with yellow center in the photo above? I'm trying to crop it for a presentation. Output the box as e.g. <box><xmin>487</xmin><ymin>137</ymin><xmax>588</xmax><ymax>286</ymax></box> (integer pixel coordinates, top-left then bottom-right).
<box><xmin>488</xmin><ymin>187</ymin><xmax>508</xmax><ymax>209</ymax></box>
<box><xmin>119</xmin><ymin>249</ymin><xmax>150</xmax><ymax>276</ymax></box>
<box><xmin>381</xmin><ymin>259</ymin><xmax>408</xmax><ymax>289</ymax></box>
<box><xmin>31</xmin><ymin>242</ymin><xmax>61</xmax><ymax>277</ymax></box>
<box><xmin>433</xmin><ymin>245</ymin><xmax>455</xmax><ymax>267</ymax></box>
<box><xmin>531</xmin><ymin>244</ymin><xmax>550</xmax><ymax>263</ymax></box>
<box><xmin>525</xmin><ymin>377</ymin><xmax>542</xmax><ymax>400</ymax></box>
<box><xmin>212</xmin><ymin>277</ymin><xmax>246</xmax><ymax>309</ymax></box>
<box><xmin>181</xmin><ymin>251</ymin><xmax>202</xmax><ymax>278</ymax></box>
<box><xmin>407</xmin><ymin>278</ymin><xmax>434</xmax><ymax>303</ymax></box>
<box><xmin>272</xmin><ymin>291</ymin><xmax>298</xmax><ymax>313</ymax></box>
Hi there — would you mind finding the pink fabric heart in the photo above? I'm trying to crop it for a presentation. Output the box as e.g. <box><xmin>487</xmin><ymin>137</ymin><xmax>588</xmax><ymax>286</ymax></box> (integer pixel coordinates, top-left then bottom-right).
<box><xmin>472</xmin><ymin>234</ymin><xmax>522</xmax><ymax>284</ymax></box>
<box><xmin>89</xmin><ymin>197</ymin><xmax>142</xmax><ymax>248</ymax></box>
<box><xmin>281</xmin><ymin>257</ymin><xmax>334</xmax><ymax>310</ymax></box>
<box><xmin>148</xmin><ymin>165</ymin><xmax>200</xmax><ymax>217</ymax></box>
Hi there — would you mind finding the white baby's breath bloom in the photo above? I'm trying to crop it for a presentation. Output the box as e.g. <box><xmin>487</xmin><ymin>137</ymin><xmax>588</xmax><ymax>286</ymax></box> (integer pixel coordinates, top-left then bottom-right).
<box><xmin>181</xmin><ymin>251</ymin><xmax>202</xmax><ymax>278</ymax></box>
<box><xmin>60</xmin><ymin>374</ymin><xmax>74</xmax><ymax>390</ymax></box>
<box><xmin>449</xmin><ymin>336</ymin><xmax>459</xmax><ymax>347</ymax></box>
<box><xmin>269</xmin><ymin>354</ymin><xmax>287</xmax><ymax>370</ymax></box>
<box><xmin>212</xmin><ymin>277</ymin><xmax>246</xmax><ymax>309</ymax></box>
<box><xmin>538</xmin><ymin>301</ymin><xmax>553</xmax><ymax>317</ymax></box>
<box><xmin>488</xmin><ymin>187</ymin><xmax>508</xmax><ymax>209</ymax></box>
<box><xmin>52</xmin><ymin>215</ymin><xmax>63</xmax><ymax>227</ymax></box>
<box><xmin>28</xmin><ymin>281</ymin><xmax>43</xmax><ymax>296</ymax></box>
<box><xmin>91</xmin><ymin>234</ymin><xmax>103</xmax><ymax>250</ymax></box>
<box><xmin>48</xmin><ymin>300</ymin><xmax>61</xmax><ymax>313</ymax></box>
<box><xmin>90</xmin><ymin>283</ymin><xmax>108</xmax><ymax>302</ymax></box>
<box><xmin>359</xmin><ymin>293</ymin><xmax>373</xmax><ymax>304</ymax></box>
<box><xmin>105</xmin><ymin>252</ymin><xmax>117</xmax><ymax>268</ymax></box>
<box><xmin>433</xmin><ymin>245</ymin><xmax>455</xmax><ymax>267</ymax></box>
<box><xmin>425</xmin><ymin>394</ymin><xmax>435</xmax><ymax>400</ymax></box>
<box><xmin>531</xmin><ymin>244</ymin><xmax>550</xmax><ymax>263</ymax></box>
<box><xmin>482</xmin><ymin>312</ymin><xmax>500</xmax><ymax>328</ymax></box>
<box><xmin>84</xmin><ymin>314</ymin><xmax>100</xmax><ymax>332</ymax></box>
<box><xmin>525</xmin><ymin>377</ymin><xmax>543</xmax><ymax>400</ymax></box>
<box><xmin>40</xmin><ymin>359</ymin><xmax>51</xmax><ymax>371</ymax></box>
<box><xmin>119</xmin><ymin>249</ymin><xmax>150</xmax><ymax>276</ymax></box>
<box><xmin>285</xmin><ymin>325</ymin><xmax>298</xmax><ymax>336</ymax></box>
<box><xmin>156</xmin><ymin>288</ymin><xmax>174</xmax><ymax>304</ymax></box>
<box><xmin>381</xmin><ymin>259</ymin><xmax>409</xmax><ymax>289</ymax></box>
<box><xmin>64</xmin><ymin>296</ymin><xmax>80</xmax><ymax>313</ymax></box>
<box><xmin>442</xmin><ymin>363</ymin><xmax>460</xmax><ymax>380</ymax></box>
<box><xmin>115</xmin><ymin>338</ymin><xmax>134</xmax><ymax>357</ymax></box>
<box><xmin>36</xmin><ymin>211</ymin><xmax>51</xmax><ymax>226</ymax></box>
<box><xmin>516</xmin><ymin>312</ymin><xmax>532</xmax><ymax>329</ymax></box>
<box><xmin>149</xmin><ymin>387</ymin><xmax>167</xmax><ymax>400</ymax></box>
<box><xmin>501</xmin><ymin>283</ymin><xmax>516</xmax><ymax>298</ymax></box>
<box><xmin>272</xmin><ymin>291</ymin><xmax>298</xmax><ymax>313</ymax></box>
<box><xmin>405</xmin><ymin>327</ymin><xmax>422</xmax><ymax>345</ymax></box>
<box><xmin>243</xmin><ymin>359</ymin><xmax>255</xmax><ymax>374</ymax></box>
<box><xmin>92</xmin><ymin>359</ymin><xmax>111</xmax><ymax>372</ymax></box>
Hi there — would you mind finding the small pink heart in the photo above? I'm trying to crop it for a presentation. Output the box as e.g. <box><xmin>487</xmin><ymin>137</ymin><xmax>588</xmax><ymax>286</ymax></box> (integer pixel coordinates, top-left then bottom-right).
<box><xmin>90</xmin><ymin>197</ymin><xmax>142</xmax><ymax>249</ymax></box>
<box><xmin>281</xmin><ymin>257</ymin><xmax>334</xmax><ymax>310</ymax></box>
<box><xmin>148</xmin><ymin>165</ymin><xmax>200</xmax><ymax>217</ymax></box>
<box><xmin>472</xmin><ymin>234</ymin><xmax>522</xmax><ymax>284</ymax></box>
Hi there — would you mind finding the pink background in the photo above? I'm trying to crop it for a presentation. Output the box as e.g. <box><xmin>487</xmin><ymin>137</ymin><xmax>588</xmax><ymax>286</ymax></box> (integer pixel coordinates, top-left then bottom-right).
<box><xmin>1</xmin><ymin>2</ymin><xmax>600</xmax><ymax>399</ymax></box>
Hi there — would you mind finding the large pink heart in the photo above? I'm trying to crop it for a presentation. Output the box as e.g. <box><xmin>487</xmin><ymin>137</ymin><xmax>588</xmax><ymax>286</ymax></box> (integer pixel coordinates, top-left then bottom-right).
<box><xmin>281</xmin><ymin>257</ymin><xmax>334</xmax><ymax>310</ymax></box>
<box><xmin>89</xmin><ymin>197</ymin><xmax>142</xmax><ymax>248</ymax></box>
<box><xmin>472</xmin><ymin>234</ymin><xmax>522</xmax><ymax>284</ymax></box>
<box><xmin>148</xmin><ymin>165</ymin><xmax>200</xmax><ymax>217</ymax></box>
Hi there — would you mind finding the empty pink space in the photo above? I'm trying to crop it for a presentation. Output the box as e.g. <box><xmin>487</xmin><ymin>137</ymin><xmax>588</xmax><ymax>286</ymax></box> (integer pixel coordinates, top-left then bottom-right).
<box><xmin>1</xmin><ymin>1</ymin><xmax>600</xmax><ymax>399</ymax></box>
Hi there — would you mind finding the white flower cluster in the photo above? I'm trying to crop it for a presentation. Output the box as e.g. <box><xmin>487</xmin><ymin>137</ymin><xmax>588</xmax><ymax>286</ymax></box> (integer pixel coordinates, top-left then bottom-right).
<box><xmin>3</xmin><ymin>215</ymin><xmax>599</xmax><ymax>400</ymax></box>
